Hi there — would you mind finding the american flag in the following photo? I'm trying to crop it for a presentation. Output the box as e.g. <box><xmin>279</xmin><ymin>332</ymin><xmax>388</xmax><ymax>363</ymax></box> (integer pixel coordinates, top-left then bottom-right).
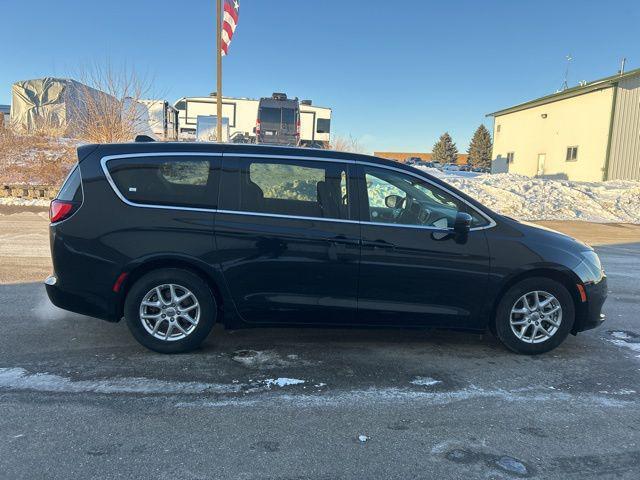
<box><xmin>221</xmin><ymin>0</ymin><xmax>240</xmax><ymax>56</ymax></box>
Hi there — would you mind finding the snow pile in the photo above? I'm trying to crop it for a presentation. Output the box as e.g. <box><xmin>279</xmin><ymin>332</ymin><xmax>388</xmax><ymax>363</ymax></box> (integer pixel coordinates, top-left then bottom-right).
<box><xmin>416</xmin><ymin>167</ymin><xmax>640</xmax><ymax>223</ymax></box>
<box><xmin>0</xmin><ymin>197</ymin><xmax>50</xmax><ymax>207</ymax></box>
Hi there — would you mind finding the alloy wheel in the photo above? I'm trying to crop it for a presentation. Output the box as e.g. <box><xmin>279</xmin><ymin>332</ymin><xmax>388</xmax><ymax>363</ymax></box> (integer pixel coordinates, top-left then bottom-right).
<box><xmin>139</xmin><ymin>284</ymin><xmax>200</xmax><ymax>341</ymax></box>
<box><xmin>509</xmin><ymin>290</ymin><xmax>562</xmax><ymax>344</ymax></box>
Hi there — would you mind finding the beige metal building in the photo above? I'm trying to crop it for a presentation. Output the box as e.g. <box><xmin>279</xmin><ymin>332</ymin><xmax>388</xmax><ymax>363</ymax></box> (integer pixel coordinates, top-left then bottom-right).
<box><xmin>488</xmin><ymin>68</ymin><xmax>640</xmax><ymax>181</ymax></box>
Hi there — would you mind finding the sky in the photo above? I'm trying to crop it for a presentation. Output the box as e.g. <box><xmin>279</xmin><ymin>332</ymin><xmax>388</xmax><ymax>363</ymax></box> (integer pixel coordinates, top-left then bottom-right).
<box><xmin>1</xmin><ymin>0</ymin><xmax>639</xmax><ymax>153</ymax></box>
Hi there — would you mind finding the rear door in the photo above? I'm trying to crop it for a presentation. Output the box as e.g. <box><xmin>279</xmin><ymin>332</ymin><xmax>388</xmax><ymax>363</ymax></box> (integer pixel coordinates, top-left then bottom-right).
<box><xmin>215</xmin><ymin>154</ymin><xmax>360</xmax><ymax>324</ymax></box>
<box><xmin>355</xmin><ymin>163</ymin><xmax>491</xmax><ymax>328</ymax></box>
<box><xmin>258</xmin><ymin>106</ymin><xmax>282</xmax><ymax>140</ymax></box>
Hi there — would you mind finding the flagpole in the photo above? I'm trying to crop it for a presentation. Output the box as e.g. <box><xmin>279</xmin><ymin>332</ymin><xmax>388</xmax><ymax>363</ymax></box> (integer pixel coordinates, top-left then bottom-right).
<box><xmin>216</xmin><ymin>0</ymin><xmax>223</xmax><ymax>142</ymax></box>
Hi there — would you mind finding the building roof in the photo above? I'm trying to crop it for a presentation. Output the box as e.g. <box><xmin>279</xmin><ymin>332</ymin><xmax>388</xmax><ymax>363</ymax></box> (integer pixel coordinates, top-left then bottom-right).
<box><xmin>487</xmin><ymin>67</ymin><xmax>640</xmax><ymax>117</ymax></box>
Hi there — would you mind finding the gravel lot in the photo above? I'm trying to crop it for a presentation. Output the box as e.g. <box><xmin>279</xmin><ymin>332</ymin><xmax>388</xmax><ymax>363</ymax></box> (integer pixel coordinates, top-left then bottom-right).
<box><xmin>1</xmin><ymin>207</ymin><xmax>639</xmax><ymax>479</ymax></box>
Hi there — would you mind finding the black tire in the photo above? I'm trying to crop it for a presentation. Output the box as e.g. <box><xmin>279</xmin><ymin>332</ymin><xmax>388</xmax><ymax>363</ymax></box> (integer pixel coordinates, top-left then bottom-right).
<box><xmin>124</xmin><ymin>268</ymin><xmax>216</xmax><ymax>353</ymax></box>
<box><xmin>495</xmin><ymin>277</ymin><xmax>575</xmax><ymax>355</ymax></box>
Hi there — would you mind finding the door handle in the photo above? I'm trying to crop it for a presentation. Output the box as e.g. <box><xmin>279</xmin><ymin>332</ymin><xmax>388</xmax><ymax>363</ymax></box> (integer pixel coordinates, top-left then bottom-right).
<box><xmin>330</xmin><ymin>235</ymin><xmax>360</xmax><ymax>247</ymax></box>
<box><xmin>362</xmin><ymin>239</ymin><xmax>395</xmax><ymax>250</ymax></box>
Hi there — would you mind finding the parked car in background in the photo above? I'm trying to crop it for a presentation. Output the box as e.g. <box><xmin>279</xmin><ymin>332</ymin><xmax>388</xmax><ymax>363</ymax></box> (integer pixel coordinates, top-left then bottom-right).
<box><xmin>46</xmin><ymin>142</ymin><xmax>607</xmax><ymax>355</ymax></box>
<box><xmin>442</xmin><ymin>163</ymin><xmax>461</xmax><ymax>172</ymax></box>
<box><xmin>459</xmin><ymin>164</ymin><xmax>472</xmax><ymax>172</ymax></box>
<box><xmin>472</xmin><ymin>166</ymin><xmax>491</xmax><ymax>173</ymax></box>
<box><xmin>405</xmin><ymin>157</ymin><xmax>422</xmax><ymax>165</ymax></box>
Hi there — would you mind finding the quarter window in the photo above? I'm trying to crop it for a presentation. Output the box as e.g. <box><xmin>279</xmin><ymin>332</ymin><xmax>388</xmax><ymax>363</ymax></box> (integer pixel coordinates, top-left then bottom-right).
<box><xmin>57</xmin><ymin>165</ymin><xmax>83</xmax><ymax>203</ymax></box>
<box><xmin>106</xmin><ymin>156</ymin><xmax>219</xmax><ymax>209</ymax></box>
<box><xmin>362</xmin><ymin>166</ymin><xmax>487</xmax><ymax>228</ymax></box>
<box><xmin>566</xmin><ymin>146</ymin><xmax>578</xmax><ymax>161</ymax></box>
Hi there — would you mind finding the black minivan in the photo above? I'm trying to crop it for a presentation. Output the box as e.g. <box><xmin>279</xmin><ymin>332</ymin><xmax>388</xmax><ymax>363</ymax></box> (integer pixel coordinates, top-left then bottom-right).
<box><xmin>46</xmin><ymin>143</ymin><xmax>607</xmax><ymax>354</ymax></box>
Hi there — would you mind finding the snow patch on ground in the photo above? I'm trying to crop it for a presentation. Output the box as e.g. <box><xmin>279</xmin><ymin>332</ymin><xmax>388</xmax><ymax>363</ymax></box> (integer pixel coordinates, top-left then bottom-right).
<box><xmin>415</xmin><ymin>168</ymin><xmax>640</xmax><ymax>223</ymax></box>
<box><xmin>0</xmin><ymin>367</ymin><xmax>310</xmax><ymax>396</ymax></box>
<box><xmin>410</xmin><ymin>376</ymin><xmax>442</xmax><ymax>386</ymax></box>
<box><xmin>607</xmin><ymin>330</ymin><xmax>640</xmax><ymax>357</ymax></box>
<box><xmin>264</xmin><ymin>378</ymin><xmax>305</xmax><ymax>388</ymax></box>
<box><xmin>0</xmin><ymin>367</ymin><xmax>241</xmax><ymax>395</ymax></box>
<box><xmin>176</xmin><ymin>385</ymin><xmax>631</xmax><ymax>409</ymax></box>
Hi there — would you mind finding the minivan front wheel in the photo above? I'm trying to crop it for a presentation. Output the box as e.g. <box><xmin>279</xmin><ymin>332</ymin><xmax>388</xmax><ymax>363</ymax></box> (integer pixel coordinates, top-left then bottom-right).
<box><xmin>495</xmin><ymin>277</ymin><xmax>575</xmax><ymax>354</ymax></box>
<box><xmin>124</xmin><ymin>268</ymin><xmax>216</xmax><ymax>353</ymax></box>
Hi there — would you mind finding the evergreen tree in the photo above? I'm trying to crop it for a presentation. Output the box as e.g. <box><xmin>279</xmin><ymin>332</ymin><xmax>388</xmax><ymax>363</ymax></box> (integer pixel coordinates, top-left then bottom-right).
<box><xmin>467</xmin><ymin>124</ymin><xmax>493</xmax><ymax>169</ymax></box>
<box><xmin>432</xmin><ymin>132</ymin><xmax>459</xmax><ymax>164</ymax></box>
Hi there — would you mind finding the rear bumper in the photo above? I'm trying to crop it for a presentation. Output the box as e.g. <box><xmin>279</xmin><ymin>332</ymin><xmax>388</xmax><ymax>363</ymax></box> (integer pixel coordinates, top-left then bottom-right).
<box><xmin>574</xmin><ymin>276</ymin><xmax>607</xmax><ymax>333</ymax></box>
<box><xmin>45</xmin><ymin>275</ymin><xmax>120</xmax><ymax>322</ymax></box>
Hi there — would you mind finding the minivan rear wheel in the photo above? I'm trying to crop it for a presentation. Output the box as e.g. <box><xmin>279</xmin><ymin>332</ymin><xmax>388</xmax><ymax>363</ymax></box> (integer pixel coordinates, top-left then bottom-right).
<box><xmin>124</xmin><ymin>268</ymin><xmax>216</xmax><ymax>353</ymax></box>
<box><xmin>495</xmin><ymin>277</ymin><xmax>575</xmax><ymax>354</ymax></box>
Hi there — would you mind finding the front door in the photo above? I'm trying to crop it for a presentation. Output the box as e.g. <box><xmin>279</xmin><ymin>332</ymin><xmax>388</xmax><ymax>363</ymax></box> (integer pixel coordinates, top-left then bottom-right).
<box><xmin>215</xmin><ymin>154</ymin><xmax>360</xmax><ymax>324</ymax></box>
<box><xmin>356</xmin><ymin>164</ymin><xmax>491</xmax><ymax>328</ymax></box>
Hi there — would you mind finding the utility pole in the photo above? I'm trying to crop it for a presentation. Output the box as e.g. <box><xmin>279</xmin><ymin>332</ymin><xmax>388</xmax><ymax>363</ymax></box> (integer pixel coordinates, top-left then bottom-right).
<box><xmin>216</xmin><ymin>0</ymin><xmax>223</xmax><ymax>142</ymax></box>
<box><xmin>561</xmin><ymin>54</ymin><xmax>572</xmax><ymax>91</ymax></box>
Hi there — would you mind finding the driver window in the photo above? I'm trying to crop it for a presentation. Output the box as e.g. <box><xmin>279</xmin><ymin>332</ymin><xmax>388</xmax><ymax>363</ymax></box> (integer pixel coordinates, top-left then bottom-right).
<box><xmin>363</xmin><ymin>167</ymin><xmax>484</xmax><ymax>228</ymax></box>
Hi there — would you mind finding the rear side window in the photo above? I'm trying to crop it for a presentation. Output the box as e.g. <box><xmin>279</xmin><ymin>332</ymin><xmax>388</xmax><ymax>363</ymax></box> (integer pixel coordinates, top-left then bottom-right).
<box><xmin>250</xmin><ymin>163</ymin><xmax>324</xmax><ymax>201</ymax></box>
<box><xmin>220</xmin><ymin>157</ymin><xmax>351</xmax><ymax>220</ymax></box>
<box><xmin>106</xmin><ymin>156</ymin><xmax>220</xmax><ymax>209</ymax></box>
<box><xmin>57</xmin><ymin>165</ymin><xmax>83</xmax><ymax>203</ymax></box>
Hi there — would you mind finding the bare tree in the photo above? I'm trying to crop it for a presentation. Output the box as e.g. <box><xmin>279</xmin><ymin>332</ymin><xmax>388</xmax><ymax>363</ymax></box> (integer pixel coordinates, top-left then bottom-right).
<box><xmin>330</xmin><ymin>134</ymin><xmax>365</xmax><ymax>153</ymax></box>
<box><xmin>72</xmin><ymin>63</ymin><xmax>154</xmax><ymax>143</ymax></box>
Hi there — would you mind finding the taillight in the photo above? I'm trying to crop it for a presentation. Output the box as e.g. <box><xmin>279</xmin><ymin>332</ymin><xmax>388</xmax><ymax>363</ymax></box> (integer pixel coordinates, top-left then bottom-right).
<box><xmin>255</xmin><ymin>119</ymin><xmax>261</xmax><ymax>135</ymax></box>
<box><xmin>49</xmin><ymin>200</ymin><xmax>75</xmax><ymax>223</ymax></box>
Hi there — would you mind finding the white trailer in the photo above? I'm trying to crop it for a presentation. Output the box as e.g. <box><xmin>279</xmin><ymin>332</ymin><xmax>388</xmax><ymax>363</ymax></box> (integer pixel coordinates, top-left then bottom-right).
<box><xmin>125</xmin><ymin>98</ymin><xmax>179</xmax><ymax>141</ymax></box>
<box><xmin>0</xmin><ymin>105</ymin><xmax>9</xmax><ymax>128</ymax></box>
<box><xmin>174</xmin><ymin>95</ymin><xmax>331</xmax><ymax>146</ymax></box>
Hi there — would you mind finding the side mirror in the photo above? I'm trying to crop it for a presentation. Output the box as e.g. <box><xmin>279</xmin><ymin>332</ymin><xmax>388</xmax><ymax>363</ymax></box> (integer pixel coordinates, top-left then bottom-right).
<box><xmin>385</xmin><ymin>194</ymin><xmax>404</xmax><ymax>209</ymax></box>
<box><xmin>453</xmin><ymin>212</ymin><xmax>472</xmax><ymax>235</ymax></box>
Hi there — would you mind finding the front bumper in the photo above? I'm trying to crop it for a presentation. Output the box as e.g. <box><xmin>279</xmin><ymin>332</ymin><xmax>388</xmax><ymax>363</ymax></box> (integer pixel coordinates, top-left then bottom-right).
<box><xmin>44</xmin><ymin>275</ymin><xmax>120</xmax><ymax>322</ymax></box>
<box><xmin>573</xmin><ymin>276</ymin><xmax>607</xmax><ymax>333</ymax></box>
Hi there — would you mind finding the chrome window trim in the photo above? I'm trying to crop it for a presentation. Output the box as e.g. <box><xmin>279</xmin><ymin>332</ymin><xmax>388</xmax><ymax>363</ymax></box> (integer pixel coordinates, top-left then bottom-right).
<box><xmin>224</xmin><ymin>152</ymin><xmax>357</xmax><ymax>164</ymax></box>
<box><xmin>99</xmin><ymin>151</ymin><xmax>496</xmax><ymax>231</ymax></box>
<box><xmin>100</xmin><ymin>152</ymin><xmax>222</xmax><ymax>213</ymax></box>
<box><xmin>216</xmin><ymin>209</ymin><xmax>359</xmax><ymax>225</ymax></box>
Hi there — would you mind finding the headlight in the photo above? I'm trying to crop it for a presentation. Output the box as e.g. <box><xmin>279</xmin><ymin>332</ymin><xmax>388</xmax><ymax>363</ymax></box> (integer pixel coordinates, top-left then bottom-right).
<box><xmin>581</xmin><ymin>250</ymin><xmax>603</xmax><ymax>272</ymax></box>
<box><xmin>575</xmin><ymin>250</ymin><xmax>604</xmax><ymax>282</ymax></box>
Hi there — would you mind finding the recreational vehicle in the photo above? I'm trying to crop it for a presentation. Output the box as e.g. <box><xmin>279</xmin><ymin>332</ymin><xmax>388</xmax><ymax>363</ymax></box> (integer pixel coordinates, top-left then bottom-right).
<box><xmin>174</xmin><ymin>93</ymin><xmax>331</xmax><ymax>147</ymax></box>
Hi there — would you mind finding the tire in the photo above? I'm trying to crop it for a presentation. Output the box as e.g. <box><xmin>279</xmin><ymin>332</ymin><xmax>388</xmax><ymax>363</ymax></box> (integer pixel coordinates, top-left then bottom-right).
<box><xmin>494</xmin><ymin>277</ymin><xmax>575</xmax><ymax>355</ymax></box>
<box><xmin>124</xmin><ymin>268</ymin><xmax>216</xmax><ymax>353</ymax></box>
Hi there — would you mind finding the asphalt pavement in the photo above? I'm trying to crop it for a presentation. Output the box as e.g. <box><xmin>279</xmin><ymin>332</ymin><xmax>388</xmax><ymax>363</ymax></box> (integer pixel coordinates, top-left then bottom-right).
<box><xmin>1</xmin><ymin>211</ymin><xmax>639</xmax><ymax>479</ymax></box>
